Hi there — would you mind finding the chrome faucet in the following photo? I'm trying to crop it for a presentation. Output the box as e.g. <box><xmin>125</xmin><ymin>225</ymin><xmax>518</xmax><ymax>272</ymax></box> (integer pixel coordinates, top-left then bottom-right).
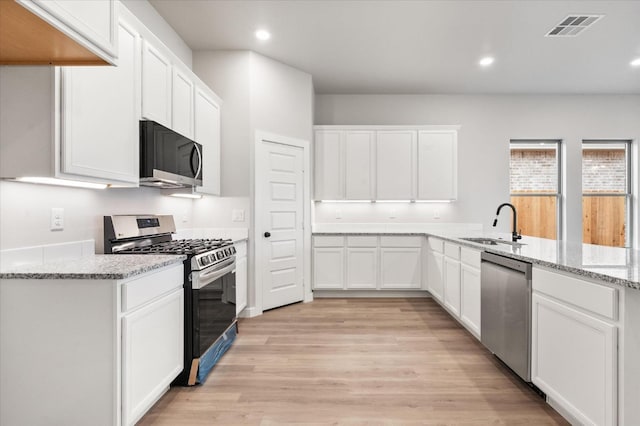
<box><xmin>493</xmin><ymin>203</ymin><xmax>522</xmax><ymax>242</ymax></box>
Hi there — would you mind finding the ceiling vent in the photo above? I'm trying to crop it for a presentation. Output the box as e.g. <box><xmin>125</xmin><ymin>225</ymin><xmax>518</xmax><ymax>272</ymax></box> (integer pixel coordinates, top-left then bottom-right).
<box><xmin>545</xmin><ymin>15</ymin><xmax>604</xmax><ymax>37</ymax></box>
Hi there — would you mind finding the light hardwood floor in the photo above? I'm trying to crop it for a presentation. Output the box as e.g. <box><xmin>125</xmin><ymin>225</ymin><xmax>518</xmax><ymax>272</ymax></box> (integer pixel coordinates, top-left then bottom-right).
<box><xmin>139</xmin><ymin>298</ymin><xmax>568</xmax><ymax>425</ymax></box>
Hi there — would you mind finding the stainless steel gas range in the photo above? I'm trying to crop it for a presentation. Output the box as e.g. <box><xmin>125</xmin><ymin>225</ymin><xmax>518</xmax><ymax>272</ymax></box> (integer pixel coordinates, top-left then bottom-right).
<box><xmin>104</xmin><ymin>214</ymin><xmax>238</xmax><ymax>386</ymax></box>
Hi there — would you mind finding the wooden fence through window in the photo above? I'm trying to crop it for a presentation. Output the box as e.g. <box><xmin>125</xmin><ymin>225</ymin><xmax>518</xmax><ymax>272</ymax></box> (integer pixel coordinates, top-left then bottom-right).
<box><xmin>510</xmin><ymin>195</ymin><xmax>626</xmax><ymax>247</ymax></box>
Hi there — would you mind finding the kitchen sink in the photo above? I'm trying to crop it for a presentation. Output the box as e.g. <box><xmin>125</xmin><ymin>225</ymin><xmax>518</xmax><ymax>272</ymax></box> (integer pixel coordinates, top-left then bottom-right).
<box><xmin>461</xmin><ymin>237</ymin><xmax>526</xmax><ymax>248</ymax></box>
<box><xmin>461</xmin><ymin>237</ymin><xmax>499</xmax><ymax>245</ymax></box>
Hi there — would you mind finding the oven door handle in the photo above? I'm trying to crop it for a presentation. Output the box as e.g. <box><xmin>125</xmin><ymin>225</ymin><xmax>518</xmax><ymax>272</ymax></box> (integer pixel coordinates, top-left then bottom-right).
<box><xmin>193</xmin><ymin>257</ymin><xmax>236</xmax><ymax>289</ymax></box>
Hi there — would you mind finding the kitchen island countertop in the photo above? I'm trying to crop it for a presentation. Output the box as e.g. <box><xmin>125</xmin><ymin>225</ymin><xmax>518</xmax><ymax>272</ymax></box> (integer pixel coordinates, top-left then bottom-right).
<box><xmin>0</xmin><ymin>254</ymin><xmax>186</xmax><ymax>280</ymax></box>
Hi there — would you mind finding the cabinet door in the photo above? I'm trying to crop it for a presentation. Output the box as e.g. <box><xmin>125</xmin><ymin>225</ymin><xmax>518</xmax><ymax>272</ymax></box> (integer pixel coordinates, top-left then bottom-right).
<box><xmin>194</xmin><ymin>85</ymin><xmax>221</xmax><ymax>195</ymax></box>
<box><xmin>346</xmin><ymin>248</ymin><xmax>377</xmax><ymax>289</ymax></box>
<box><xmin>60</xmin><ymin>21</ymin><xmax>140</xmax><ymax>184</ymax></box>
<box><xmin>313</xmin><ymin>248</ymin><xmax>344</xmax><ymax>289</ymax></box>
<box><xmin>142</xmin><ymin>40</ymin><xmax>172</xmax><ymax>127</ymax></box>
<box><xmin>427</xmin><ymin>250</ymin><xmax>444</xmax><ymax>303</ymax></box>
<box><xmin>235</xmin><ymin>255</ymin><xmax>247</xmax><ymax>315</ymax></box>
<box><xmin>344</xmin><ymin>131</ymin><xmax>375</xmax><ymax>200</ymax></box>
<box><xmin>532</xmin><ymin>293</ymin><xmax>616</xmax><ymax>426</ymax></box>
<box><xmin>376</xmin><ymin>130</ymin><xmax>416</xmax><ymax>200</ymax></box>
<box><xmin>314</xmin><ymin>130</ymin><xmax>343</xmax><ymax>200</ymax></box>
<box><xmin>21</xmin><ymin>0</ymin><xmax>117</xmax><ymax>62</ymax></box>
<box><xmin>122</xmin><ymin>289</ymin><xmax>183</xmax><ymax>426</ymax></box>
<box><xmin>171</xmin><ymin>67</ymin><xmax>194</xmax><ymax>139</ymax></box>
<box><xmin>443</xmin><ymin>256</ymin><xmax>461</xmax><ymax>316</ymax></box>
<box><xmin>380</xmin><ymin>247</ymin><xmax>421</xmax><ymax>289</ymax></box>
<box><xmin>417</xmin><ymin>131</ymin><xmax>457</xmax><ymax>200</ymax></box>
<box><xmin>460</xmin><ymin>264</ymin><xmax>481</xmax><ymax>337</ymax></box>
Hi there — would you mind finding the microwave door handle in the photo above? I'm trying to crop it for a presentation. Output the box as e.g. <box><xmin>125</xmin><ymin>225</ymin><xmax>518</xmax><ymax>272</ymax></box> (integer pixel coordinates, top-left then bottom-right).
<box><xmin>193</xmin><ymin>143</ymin><xmax>202</xmax><ymax>179</ymax></box>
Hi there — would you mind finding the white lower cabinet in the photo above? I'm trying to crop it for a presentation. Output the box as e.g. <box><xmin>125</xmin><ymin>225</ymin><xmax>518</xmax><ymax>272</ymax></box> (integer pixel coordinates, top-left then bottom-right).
<box><xmin>312</xmin><ymin>235</ymin><xmax>423</xmax><ymax>291</ymax></box>
<box><xmin>380</xmin><ymin>247</ymin><xmax>421</xmax><ymax>289</ymax></box>
<box><xmin>313</xmin><ymin>247</ymin><xmax>345</xmax><ymax>289</ymax></box>
<box><xmin>427</xmin><ymin>238</ymin><xmax>444</xmax><ymax>302</ymax></box>
<box><xmin>427</xmin><ymin>240</ymin><xmax>480</xmax><ymax>339</ymax></box>
<box><xmin>0</xmin><ymin>263</ymin><xmax>184</xmax><ymax>426</ymax></box>
<box><xmin>233</xmin><ymin>240</ymin><xmax>248</xmax><ymax>315</ymax></box>
<box><xmin>531</xmin><ymin>268</ymin><xmax>618</xmax><ymax>425</ymax></box>
<box><xmin>459</xmin><ymin>247</ymin><xmax>481</xmax><ymax>337</ymax></box>
<box><xmin>443</xmin><ymin>255</ymin><xmax>461</xmax><ymax>315</ymax></box>
<box><xmin>346</xmin><ymin>248</ymin><xmax>377</xmax><ymax>289</ymax></box>
<box><xmin>122</xmin><ymin>288</ymin><xmax>183</xmax><ymax>426</ymax></box>
<box><xmin>443</xmin><ymin>242</ymin><xmax>461</xmax><ymax>316</ymax></box>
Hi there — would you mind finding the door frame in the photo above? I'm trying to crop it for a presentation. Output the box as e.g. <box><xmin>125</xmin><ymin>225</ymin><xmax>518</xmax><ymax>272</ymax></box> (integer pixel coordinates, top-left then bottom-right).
<box><xmin>250</xmin><ymin>130</ymin><xmax>312</xmax><ymax>317</ymax></box>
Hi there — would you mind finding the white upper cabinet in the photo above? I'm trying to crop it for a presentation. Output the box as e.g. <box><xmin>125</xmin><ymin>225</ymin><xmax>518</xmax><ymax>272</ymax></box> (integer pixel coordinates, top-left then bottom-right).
<box><xmin>194</xmin><ymin>84</ymin><xmax>222</xmax><ymax>196</ymax></box>
<box><xmin>142</xmin><ymin>39</ymin><xmax>172</xmax><ymax>127</ymax></box>
<box><xmin>344</xmin><ymin>131</ymin><xmax>375</xmax><ymax>200</ymax></box>
<box><xmin>376</xmin><ymin>130</ymin><xmax>417</xmax><ymax>200</ymax></box>
<box><xmin>60</xmin><ymin>20</ymin><xmax>140</xmax><ymax>184</ymax></box>
<box><xmin>171</xmin><ymin>66</ymin><xmax>194</xmax><ymax>139</ymax></box>
<box><xmin>417</xmin><ymin>131</ymin><xmax>457</xmax><ymax>200</ymax></box>
<box><xmin>314</xmin><ymin>126</ymin><xmax>458</xmax><ymax>201</ymax></box>
<box><xmin>17</xmin><ymin>0</ymin><xmax>118</xmax><ymax>64</ymax></box>
<box><xmin>314</xmin><ymin>130</ymin><xmax>343</xmax><ymax>200</ymax></box>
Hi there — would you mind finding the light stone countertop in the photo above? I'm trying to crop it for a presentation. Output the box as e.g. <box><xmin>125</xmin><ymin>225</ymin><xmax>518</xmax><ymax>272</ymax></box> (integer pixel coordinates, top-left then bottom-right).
<box><xmin>312</xmin><ymin>225</ymin><xmax>640</xmax><ymax>290</ymax></box>
<box><xmin>0</xmin><ymin>254</ymin><xmax>186</xmax><ymax>280</ymax></box>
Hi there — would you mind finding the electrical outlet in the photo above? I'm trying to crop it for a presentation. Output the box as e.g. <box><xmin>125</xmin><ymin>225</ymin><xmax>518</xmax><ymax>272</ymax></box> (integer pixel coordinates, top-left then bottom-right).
<box><xmin>389</xmin><ymin>208</ymin><xmax>397</xmax><ymax>219</ymax></box>
<box><xmin>232</xmin><ymin>209</ymin><xmax>245</xmax><ymax>222</ymax></box>
<box><xmin>335</xmin><ymin>209</ymin><xmax>342</xmax><ymax>219</ymax></box>
<box><xmin>50</xmin><ymin>208</ymin><xmax>64</xmax><ymax>231</ymax></box>
<box><xmin>434</xmin><ymin>209</ymin><xmax>440</xmax><ymax>219</ymax></box>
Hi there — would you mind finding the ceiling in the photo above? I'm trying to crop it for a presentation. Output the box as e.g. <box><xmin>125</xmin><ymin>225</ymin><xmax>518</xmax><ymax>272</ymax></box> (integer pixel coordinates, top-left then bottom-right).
<box><xmin>149</xmin><ymin>0</ymin><xmax>640</xmax><ymax>95</ymax></box>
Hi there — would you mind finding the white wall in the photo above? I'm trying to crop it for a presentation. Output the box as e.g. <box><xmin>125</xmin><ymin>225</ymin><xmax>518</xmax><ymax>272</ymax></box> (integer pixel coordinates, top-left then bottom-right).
<box><xmin>192</xmin><ymin>50</ymin><xmax>314</xmax><ymax>313</ymax></box>
<box><xmin>193</xmin><ymin>51</ymin><xmax>252</xmax><ymax>197</ymax></box>
<box><xmin>0</xmin><ymin>181</ymin><xmax>193</xmax><ymax>252</ymax></box>
<box><xmin>314</xmin><ymin>94</ymin><xmax>640</xmax><ymax>245</ymax></box>
<box><xmin>120</xmin><ymin>0</ymin><xmax>193</xmax><ymax>68</ymax></box>
<box><xmin>192</xmin><ymin>51</ymin><xmax>314</xmax><ymax>197</ymax></box>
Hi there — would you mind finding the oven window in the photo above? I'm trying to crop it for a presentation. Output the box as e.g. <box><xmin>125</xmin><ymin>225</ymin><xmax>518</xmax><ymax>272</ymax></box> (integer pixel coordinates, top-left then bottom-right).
<box><xmin>195</xmin><ymin>272</ymin><xmax>236</xmax><ymax>356</ymax></box>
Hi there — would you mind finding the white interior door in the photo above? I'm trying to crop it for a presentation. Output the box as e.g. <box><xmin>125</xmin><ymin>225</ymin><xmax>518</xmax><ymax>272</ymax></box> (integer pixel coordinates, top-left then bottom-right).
<box><xmin>258</xmin><ymin>138</ymin><xmax>305</xmax><ymax>311</ymax></box>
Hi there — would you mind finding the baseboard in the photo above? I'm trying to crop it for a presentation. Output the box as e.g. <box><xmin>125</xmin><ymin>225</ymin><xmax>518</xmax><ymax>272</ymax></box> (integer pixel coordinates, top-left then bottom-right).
<box><xmin>313</xmin><ymin>290</ymin><xmax>431</xmax><ymax>298</ymax></box>
<box><xmin>239</xmin><ymin>306</ymin><xmax>262</xmax><ymax>318</ymax></box>
<box><xmin>547</xmin><ymin>395</ymin><xmax>582</xmax><ymax>425</ymax></box>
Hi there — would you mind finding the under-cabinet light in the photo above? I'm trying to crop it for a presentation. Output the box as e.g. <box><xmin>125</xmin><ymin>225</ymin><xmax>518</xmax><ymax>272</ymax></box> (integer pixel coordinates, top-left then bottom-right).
<box><xmin>11</xmin><ymin>177</ymin><xmax>107</xmax><ymax>189</ymax></box>
<box><xmin>317</xmin><ymin>200</ymin><xmax>373</xmax><ymax>203</ymax></box>
<box><xmin>414</xmin><ymin>200</ymin><xmax>454</xmax><ymax>203</ymax></box>
<box><xmin>166</xmin><ymin>193</ymin><xmax>202</xmax><ymax>199</ymax></box>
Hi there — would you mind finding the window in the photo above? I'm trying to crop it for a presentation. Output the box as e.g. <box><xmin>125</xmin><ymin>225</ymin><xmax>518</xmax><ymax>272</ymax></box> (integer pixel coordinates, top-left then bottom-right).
<box><xmin>509</xmin><ymin>140</ymin><xmax>562</xmax><ymax>239</ymax></box>
<box><xmin>582</xmin><ymin>140</ymin><xmax>632</xmax><ymax>248</ymax></box>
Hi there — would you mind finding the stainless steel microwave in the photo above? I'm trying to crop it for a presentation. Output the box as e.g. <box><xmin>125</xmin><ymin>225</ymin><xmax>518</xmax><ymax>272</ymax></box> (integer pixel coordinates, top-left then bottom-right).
<box><xmin>139</xmin><ymin>120</ymin><xmax>203</xmax><ymax>188</ymax></box>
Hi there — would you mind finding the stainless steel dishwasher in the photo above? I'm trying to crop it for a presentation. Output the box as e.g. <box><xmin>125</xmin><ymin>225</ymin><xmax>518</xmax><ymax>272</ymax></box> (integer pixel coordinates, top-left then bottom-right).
<box><xmin>480</xmin><ymin>251</ymin><xmax>533</xmax><ymax>382</ymax></box>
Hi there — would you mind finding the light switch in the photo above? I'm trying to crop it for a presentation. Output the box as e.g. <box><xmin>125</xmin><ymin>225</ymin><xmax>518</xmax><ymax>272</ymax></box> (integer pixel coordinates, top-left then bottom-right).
<box><xmin>50</xmin><ymin>208</ymin><xmax>64</xmax><ymax>231</ymax></box>
<box><xmin>232</xmin><ymin>209</ymin><xmax>245</xmax><ymax>222</ymax></box>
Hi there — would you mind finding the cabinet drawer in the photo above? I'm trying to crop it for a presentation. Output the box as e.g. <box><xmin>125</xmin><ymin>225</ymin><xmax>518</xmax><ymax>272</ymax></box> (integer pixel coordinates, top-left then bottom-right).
<box><xmin>444</xmin><ymin>242</ymin><xmax>460</xmax><ymax>260</ymax></box>
<box><xmin>313</xmin><ymin>236</ymin><xmax>345</xmax><ymax>247</ymax></box>
<box><xmin>380</xmin><ymin>236</ymin><xmax>422</xmax><ymax>248</ymax></box>
<box><xmin>122</xmin><ymin>265</ymin><xmax>184</xmax><ymax>313</ymax></box>
<box><xmin>532</xmin><ymin>267</ymin><xmax>618</xmax><ymax>321</ymax></box>
<box><xmin>460</xmin><ymin>247</ymin><xmax>481</xmax><ymax>268</ymax></box>
<box><xmin>428</xmin><ymin>237</ymin><xmax>444</xmax><ymax>253</ymax></box>
<box><xmin>347</xmin><ymin>236</ymin><xmax>378</xmax><ymax>247</ymax></box>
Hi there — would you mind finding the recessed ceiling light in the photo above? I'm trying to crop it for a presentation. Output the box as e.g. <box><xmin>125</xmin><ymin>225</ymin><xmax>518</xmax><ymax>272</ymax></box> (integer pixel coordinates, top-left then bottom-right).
<box><xmin>479</xmin><ymin>57</ymin><xmax>495</xmax><ymax>67</ymax></box>
<box><xmin>255</xmin><ymin>30</ymin><xmax>271</xmax><ymax>41</ymax></box>
<box><xmin>631</xmin><ymin>58</ymin><xmax>640</xmax><ymax>67</ymax></box>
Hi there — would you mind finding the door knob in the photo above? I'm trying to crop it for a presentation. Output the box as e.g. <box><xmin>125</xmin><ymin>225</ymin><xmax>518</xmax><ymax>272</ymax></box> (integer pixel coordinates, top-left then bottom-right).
<box><xmin>264</xmin><ymin>232</ymin><xmax>271</xmax><ymax>238</ymax></box>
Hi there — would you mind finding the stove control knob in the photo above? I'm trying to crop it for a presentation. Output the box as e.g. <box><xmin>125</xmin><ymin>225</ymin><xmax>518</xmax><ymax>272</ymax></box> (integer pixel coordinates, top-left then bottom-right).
<box><xmin>231</xmin><ymin>247</ymin><xmax>236</xmax><ymax>254</ymax></box>
<box><xmin>217</xmin><ymin>252</ymin><xmax>224</xmax><ymax>260</ymax></box>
